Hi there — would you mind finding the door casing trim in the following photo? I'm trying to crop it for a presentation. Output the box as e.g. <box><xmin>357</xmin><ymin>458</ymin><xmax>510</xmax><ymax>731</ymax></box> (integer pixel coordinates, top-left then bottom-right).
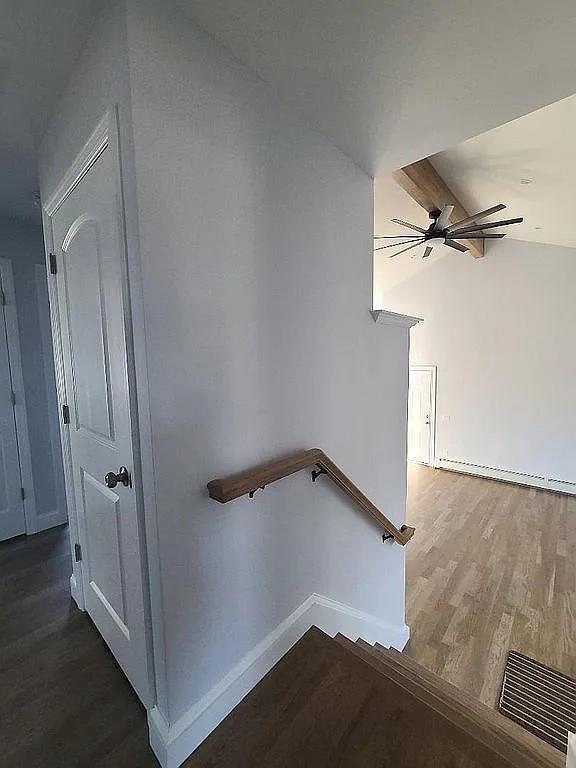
<box><xmin>409</xmin><ymin>364</ymin><xmax>437</xmax><ymax>467</ymax></box>
<box><xmin>0</xmin><ymin>258</ymin><xmax>37</xmax><ymax>534</ymax></box>
<box><xmin>42</xmin><ymin>111</ymin><xmax>114</xmax><ymax>610</ymax></box>
<box><xmin>44</xmin><ymin>115</ymin><xmax>110</xmax><ymax>217</ymax></box>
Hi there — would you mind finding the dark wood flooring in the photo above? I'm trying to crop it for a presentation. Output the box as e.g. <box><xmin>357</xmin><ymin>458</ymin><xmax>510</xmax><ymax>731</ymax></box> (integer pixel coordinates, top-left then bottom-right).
<box><xmin>2</xmin><ymin>467</ymin><xmax>573</xmax><ymax>765</ymax></box>
<box><xmin>0</xmin><ymin>525</ymin><xmax>159</xmax><ymax>767</ymax></box>
<box><xmin>186</xmin><ymin>628</ymin><xmax>563</xmax><ymax>767</ymax></box>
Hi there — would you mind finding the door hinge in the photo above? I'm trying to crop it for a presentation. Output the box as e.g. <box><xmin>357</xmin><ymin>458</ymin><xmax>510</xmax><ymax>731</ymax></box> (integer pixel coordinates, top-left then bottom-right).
<box><xmin>62</xmin><ymin>404</ymin><xmax>70</xmax><ymax>424</ymax></box>
<box><xmin>10</xmin><ymin>390</ymin><xmax>16</xmax><ymax>407</ymax></box>
<box><xmin>0</xmin><ymin>289</ymin><xmax>5</xmax><ymax>306</ymax></box>
<box><xmin>74</xmin><ymin>543</ymin><xmax>82</xmax><ymax>562</ymax></box>
<box><xmin>21</xmin><ymin>487</ymin><xmax>26</xmax><ymax>501</ymax></box>
<box><xmin>49</xmin><ymin>253</ymin><xmax>58</xmax><ymax>275</ymax></box>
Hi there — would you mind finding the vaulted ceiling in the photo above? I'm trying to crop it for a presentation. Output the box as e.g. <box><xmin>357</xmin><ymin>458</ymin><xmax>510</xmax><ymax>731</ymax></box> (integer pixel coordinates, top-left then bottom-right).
<box><xmin>177</xmin><ymin>0</ymin><xmax>576</xmax><ymax>175</ymax></box>
<box><xmin>3</xmin><ymin>0</ymin><xmax>576</xmax><ymax>221</ymax></box>
<box><xmin>432</xmin><ymin>94</ymin><xmax>576</xmax><ymax>250</ymax></box>
<box><xmin>374</xmin><ymin>94</ymin><xmax>576</xmax><ymax>299</ymax></box>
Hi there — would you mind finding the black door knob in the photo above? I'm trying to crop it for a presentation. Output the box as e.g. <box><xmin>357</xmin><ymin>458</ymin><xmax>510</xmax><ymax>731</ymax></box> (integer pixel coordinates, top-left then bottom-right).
<box><xmin>105</xmin><ymin>466</ymin><xmax>132</xmax><ymax>489</ymax></box>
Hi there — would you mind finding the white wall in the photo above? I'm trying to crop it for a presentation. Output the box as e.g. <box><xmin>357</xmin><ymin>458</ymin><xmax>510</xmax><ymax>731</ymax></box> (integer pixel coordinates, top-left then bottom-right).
<box><xmin>127</xmin><ymin>0</ymin><xmax>410</xmax><ymax>725</ymax></box>
<box><xmin>0</xmin><ymin>216</ymin><xmax>66</xmax><ymax>528</ymax></box>
<box><xmin>39</xmin><ymin>1</ymin><xmax>132</xmax><ymax>197</ymax></box>
<box><xmin>40</xmin><ymin>0</ymin><xmax>412</xmax><ymax>754</ymax></box>
<box><xmin>40</xmin><ymin>0</ymin><xmax>576</xmax><ymax>761</ymax></box>
<box><xmin>378</xmin><ymin>236</ymin><xmax>576</xmax><ymax>484</ymax></box>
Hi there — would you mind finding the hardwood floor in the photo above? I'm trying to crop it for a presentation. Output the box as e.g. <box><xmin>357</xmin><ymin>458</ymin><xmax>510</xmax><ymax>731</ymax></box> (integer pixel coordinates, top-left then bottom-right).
<box><xmin>405</xmin><ymin>464</ymin><xmax>576</xmax><ymax>708</ymax></box>
<box><xmin>0</xmin><ymin>526</ymin><xmax>159</xmax><ymax>768</ymax></box>
<box><xmin>1</xmin><ymin>468</ymin><xmax>573</xmax><ymax>765</ymax></box>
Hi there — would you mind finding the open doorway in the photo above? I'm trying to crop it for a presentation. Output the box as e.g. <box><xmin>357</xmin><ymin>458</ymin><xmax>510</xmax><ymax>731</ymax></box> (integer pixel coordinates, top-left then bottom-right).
<box><xmin>0</xmin><ymin>224</ymin><xmax>66</xmax><ymax>542</ymax></box>
<box><xmin>374</xmin><ymin>94</ymin><xmax>576</xmax><ymax>719</ymax></box>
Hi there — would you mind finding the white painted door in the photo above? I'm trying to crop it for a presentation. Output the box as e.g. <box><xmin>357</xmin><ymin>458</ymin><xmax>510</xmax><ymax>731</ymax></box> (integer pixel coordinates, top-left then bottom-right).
<box><xmin>49</xmin><ymin>142</ymin><xmax>149</xmax><ymax>701</ymax></box>
<box><xmin>408</xmin><ymin>366</ymin><xmax>436</xmax><ymax>466</ymax></box>
<box><xmin>0</xmin><ymin>282</ymin><xmax>25</xmax><ymax>542</ymax></box>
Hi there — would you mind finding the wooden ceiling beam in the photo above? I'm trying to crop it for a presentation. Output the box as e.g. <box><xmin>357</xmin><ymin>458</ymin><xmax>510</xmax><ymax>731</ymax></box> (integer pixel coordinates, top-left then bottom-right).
<box><xmin>392</xmin><ymin>159</ymin><xmax>484</xmax><ymax>258</ymax></box>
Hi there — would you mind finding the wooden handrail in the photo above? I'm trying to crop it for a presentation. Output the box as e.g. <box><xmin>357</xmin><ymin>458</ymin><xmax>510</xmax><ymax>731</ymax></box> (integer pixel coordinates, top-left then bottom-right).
<box><xmin>207</xmin><ymin>449</ymin><xmax>415</xmax><ymax>546</ymax></box>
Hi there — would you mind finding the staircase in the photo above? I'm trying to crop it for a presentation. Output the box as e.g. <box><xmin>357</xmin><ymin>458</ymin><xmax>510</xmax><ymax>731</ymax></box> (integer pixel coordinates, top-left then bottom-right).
<box><xmin>187</xmin><ymin>627</ymin><xmax>564</xmax><ymax>767</ymax></box>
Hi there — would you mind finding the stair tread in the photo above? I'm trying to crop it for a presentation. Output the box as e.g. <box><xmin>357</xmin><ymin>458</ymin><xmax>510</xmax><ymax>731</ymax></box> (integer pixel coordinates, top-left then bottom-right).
<box><xmin>373</xmin><ymin>642</ymin><xmax>519</xmax><ymax>725</ymax></box>
<box><xmin>186</xmin><ymin>628</ymin><xmax>564</xmax><ymax>768</ymax></box>
<box><xmin>352</xmin><ymin>638</ymin><xmax>522</xmax><ymax>725</ymax></box>
<box><xmin>357</xmin><ymin>638</ymin><xmax>506</xmax><ymax>715</ymax></box>
<box><xmin>371</xmin><ymin>641</ymin><xmax>500</xmax><ymax>710</ymax></box>
<box><xmin>340</xmin><ymin>634</ymin><xmax>563</xmax><ymax>767</ymax></box>
<box><xmin>187</xmin><ymin>626</ymin><xmax>336</xmax><ymax>768</ymax></box>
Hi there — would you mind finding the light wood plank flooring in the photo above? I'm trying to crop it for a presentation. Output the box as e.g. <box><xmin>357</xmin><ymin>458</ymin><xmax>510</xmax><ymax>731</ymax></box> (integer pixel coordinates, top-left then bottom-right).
<box><xmin>405</xmin><ymin>464</ymin><xmax>576</xmax><ymax>708</ymax></box>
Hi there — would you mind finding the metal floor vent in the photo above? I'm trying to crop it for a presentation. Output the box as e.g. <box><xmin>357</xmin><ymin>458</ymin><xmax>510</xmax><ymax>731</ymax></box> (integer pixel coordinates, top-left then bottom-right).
<box><xmin>499</xmin><ymin>650</ymin><xmax>576</xmax><ymax>753</ymax></box>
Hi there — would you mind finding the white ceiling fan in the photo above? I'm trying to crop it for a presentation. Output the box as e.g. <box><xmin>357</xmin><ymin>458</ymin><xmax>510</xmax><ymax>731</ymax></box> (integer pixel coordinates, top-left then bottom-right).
<box><xmin>374</xmin><ymin>203</ymin><xmax>523</xmax><ymax>258</ymax></box>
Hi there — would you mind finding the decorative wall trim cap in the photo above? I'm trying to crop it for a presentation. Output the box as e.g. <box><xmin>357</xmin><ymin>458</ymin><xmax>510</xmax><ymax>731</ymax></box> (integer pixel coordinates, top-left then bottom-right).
<box><xmin>370</xmin><ymin>309</ymin><xmax>423</xmax><ymax>328</ymax></box>
<box><xmin>43</xmin><ymin>109</ymin><xmax>111</xmax><ymax>215</ymax></box>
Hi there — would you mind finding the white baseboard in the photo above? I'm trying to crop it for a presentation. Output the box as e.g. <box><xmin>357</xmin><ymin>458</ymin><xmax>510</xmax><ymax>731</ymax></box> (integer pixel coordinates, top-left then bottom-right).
<box><xmin>436</xmin><ymin>457</ymin><xmax>576</xmax><ymax>496</ymax></box>
<box><xmin>148</xmin><ymin>593</ymin><xmax>409</xmax><ymax>768</ymax></box>
<box><xmin>33</xmin><ymin>507</ymin><xmax>68</xmax><ymax>534</ymax></box>
<box><xmin>69</xmin><ymin>574</ymin><xmax>83</xmax><ymax>609</ymax></box>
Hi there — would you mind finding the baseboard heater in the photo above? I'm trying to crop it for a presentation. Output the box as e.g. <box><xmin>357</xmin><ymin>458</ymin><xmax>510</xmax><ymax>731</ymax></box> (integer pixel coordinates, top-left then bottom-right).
<box><xmin>436</xmin><ymin>457</ymin><xmax>576</xmax><ymax>496</ymax></box>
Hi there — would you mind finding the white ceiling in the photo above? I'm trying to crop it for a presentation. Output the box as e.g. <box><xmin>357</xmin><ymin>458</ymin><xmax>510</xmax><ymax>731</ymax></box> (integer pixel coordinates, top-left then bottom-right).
<box><xmin>0</xmin><ymin>0</ymin><xmax>99</xmax><ymax>220</ymax></box>
<box><xmin>432</xmin><ymin>93</ymin><xmax>576</xmax><ymax>250</ymax></box>
<box><xmin>4</xmin><ymin>0</ymin><xmax>576</xmax><ymax>222</ymax></box>
<box><xmin>178</xmin><ymin>0</ymin><xmax>576</xmax><ymax>176</ymax></box>
<box><xmin>374</xmin><ymin>94</ymin><xmax>576</xmax><ymax>301</ymax></box>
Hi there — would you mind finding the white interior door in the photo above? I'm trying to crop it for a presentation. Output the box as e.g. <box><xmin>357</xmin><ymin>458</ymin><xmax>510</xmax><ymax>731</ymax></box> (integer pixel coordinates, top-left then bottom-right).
<box><xmin>49</xmin><ymin>139</ymin><xmax>149</xmax><ymax>702</ymax></box>
<box><xmin>408</xmin><ymin>366</ymin><xmax>436</xmax><ymax>466</ymax></box>
<box><xmin>0</xmin><ymin>283</ymin><xmax>25</xmax><ymax>542</ymax></box>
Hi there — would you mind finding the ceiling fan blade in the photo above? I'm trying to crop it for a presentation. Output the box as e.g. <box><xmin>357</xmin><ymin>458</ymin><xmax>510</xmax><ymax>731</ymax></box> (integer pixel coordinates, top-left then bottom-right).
<box><xmin>423</xmin><ymin>246</ymin><xmax>433</xmax><ymax>258</ymax></box>
<box><xmin>391</xmin><ymin>218</ymin><xmax>427</xmax><ymax>234</ymax></box>
<box><xmin>434</xmin><ymin>205</ymin><xmax>454</xmax><ymax>230</ymax></box>
<box><xmin>374</xmin><ymin>235</ymin><xmax>423</xmax><ymax>239</ymax></box>
<box><xmin>389</xmin><ymin>239</ymin><xmax>426</xmax><ymax>258</ymax></box>
<box><xmin>374</xmin><ymin>238</ymin><xmax>425</xmax><ymax>251</ymax></box>
<box><xmin>446</xmin><ymin>203</ymin><xmax>506</xmax><ymax>231</ymax></box>
<box><xmin>450</xmin><ymin>217</ymin><xmax>523</xmax><ymax>236</ymax></box>
<box><xmin>457</xmin><ymin>233</ymin><xmax>506</xmax><ymax>239</ymax></box>
<box><xmin>444</xmin><ymin>239</ymin><xmax>468</xmax><ymax>253</ymax></box>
